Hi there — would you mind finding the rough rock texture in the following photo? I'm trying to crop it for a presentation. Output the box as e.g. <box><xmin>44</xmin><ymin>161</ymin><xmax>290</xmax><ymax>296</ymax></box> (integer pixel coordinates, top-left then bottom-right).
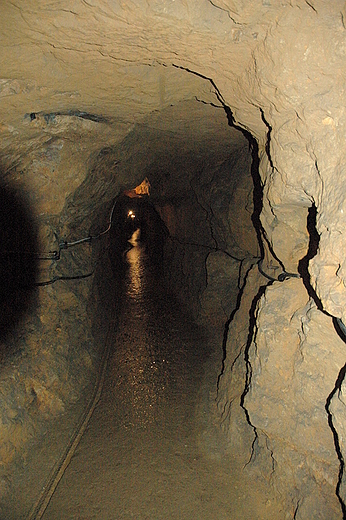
<box><xmin>0</xmin><ymin>1</ymin><xmax>346</xmax><ymax>518</ymax></box>
<box><xmin>246</xmin><ymin>278</ymin><xmax>345</xmax><ymax>518</ymax></box>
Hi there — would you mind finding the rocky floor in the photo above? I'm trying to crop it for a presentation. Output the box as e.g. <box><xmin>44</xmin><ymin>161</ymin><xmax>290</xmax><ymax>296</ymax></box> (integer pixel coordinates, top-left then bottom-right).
<box><xmin>14</xmin><ymin>232</ymin><xmax>283</xmax><ymax>520</ymax></box>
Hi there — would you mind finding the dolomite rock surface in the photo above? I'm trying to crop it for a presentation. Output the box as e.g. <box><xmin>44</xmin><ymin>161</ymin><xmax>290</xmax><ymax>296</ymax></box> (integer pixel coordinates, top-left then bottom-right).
<box><xmin>0</xmin><ymin>1</ymin><xmax>346</xmax><ymax>518</ymax></box>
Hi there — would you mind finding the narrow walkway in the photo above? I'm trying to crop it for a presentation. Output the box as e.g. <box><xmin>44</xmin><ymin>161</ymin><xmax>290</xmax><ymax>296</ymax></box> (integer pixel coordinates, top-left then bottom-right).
<box><xmin>40</xmin><ymin>232</ymin><xmax>248</xmax><ymax>520</ymax></box>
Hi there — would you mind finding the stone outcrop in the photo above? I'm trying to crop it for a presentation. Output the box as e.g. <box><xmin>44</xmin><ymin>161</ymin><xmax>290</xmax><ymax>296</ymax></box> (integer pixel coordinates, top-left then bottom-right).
<box><xmin>0</xmin><ymin>1</ymin><xmax>346</xmax><ymax>518</ymax></box>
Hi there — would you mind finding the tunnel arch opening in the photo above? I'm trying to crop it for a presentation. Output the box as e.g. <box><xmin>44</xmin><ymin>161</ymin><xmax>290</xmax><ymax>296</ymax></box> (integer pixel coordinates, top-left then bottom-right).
<box><xmin>76</xmin><ymin>97</ymin><xmax>280</xmax><ymax>519</ymax></box>
<box><xmin>0</xmin><ymin>69</ymin><xmax>338</xmax><ymax>520</ymax></box>
<box><xmin>89</xmin><ymin>98</ymin><xmax>260</xmax><ymax>331</ymax></box>
<box><xmin>0</xmin><ymin>67</ymin><xmax>282</xmax><ymax>520</ymax></box>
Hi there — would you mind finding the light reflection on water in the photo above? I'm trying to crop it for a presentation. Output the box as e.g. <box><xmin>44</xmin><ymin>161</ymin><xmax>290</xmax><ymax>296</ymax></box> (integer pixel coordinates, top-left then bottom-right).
<box><xmin>126</xmin><ymin>229</ymin><xmax>144</xmax><ymax>300</ymax></box>
<box><xmin>105</xmin><ymin>229</ymin><xmax>203</xmax><ymax>432</ymax></box>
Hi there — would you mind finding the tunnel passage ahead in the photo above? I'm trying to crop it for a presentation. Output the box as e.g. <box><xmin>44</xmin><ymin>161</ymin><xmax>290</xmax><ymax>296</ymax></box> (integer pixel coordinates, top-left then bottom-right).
<box><xmin>89</xmin><ymin>100</ymin><xmax>259</xmax><ymax>326</ymax></box>
<box><xmin>40</xmin><ymin>223</ymin><xmax>271</xmax><ymax>520</ymax></box>
<box><xmin>108</xmin><ymin>192</ymin><xmax>169</xmax><ymax>273</ymax></box>
<box><xmin>0</xmin><ymin>98</ymin><xmax>260</xmax><ymax>518</ymax></box>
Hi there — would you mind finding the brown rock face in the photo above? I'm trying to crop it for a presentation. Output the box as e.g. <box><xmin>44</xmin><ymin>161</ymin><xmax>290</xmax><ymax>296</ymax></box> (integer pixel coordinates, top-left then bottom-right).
<box><xmin>1</xmin><ymin>1</ymin><xmax>346</xmax><ymax>518</ymax></box>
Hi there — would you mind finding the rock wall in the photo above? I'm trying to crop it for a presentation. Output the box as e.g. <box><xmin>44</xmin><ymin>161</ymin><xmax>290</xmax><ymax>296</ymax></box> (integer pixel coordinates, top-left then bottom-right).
<box><xmin>0</xmin><ymin>1</ymin><xmax>346</xmax><ymax>518</ymax></box>
<box><xmin>155</xmin><ymin>133</ymin><xmax>258</xmax><ymax>326</ymax></box>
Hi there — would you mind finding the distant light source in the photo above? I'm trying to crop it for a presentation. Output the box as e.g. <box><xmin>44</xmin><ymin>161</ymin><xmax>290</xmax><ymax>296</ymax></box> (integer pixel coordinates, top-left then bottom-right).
<box><xmin>128</xmin><ymin>210</ymin><xmax>136</xmax><ymax>219</ymax></box>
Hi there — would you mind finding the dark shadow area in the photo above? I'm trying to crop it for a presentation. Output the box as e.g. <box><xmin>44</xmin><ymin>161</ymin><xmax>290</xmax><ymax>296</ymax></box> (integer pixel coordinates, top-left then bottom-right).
<box><xmin>0</xmin><ymin>182</ymin><xmax>39</xmax><ymax>345</ymax></box>
<box><xmin>108</xmin><ymin>193</ymin><xmax>169</xmax><ymax>278</ymax></box>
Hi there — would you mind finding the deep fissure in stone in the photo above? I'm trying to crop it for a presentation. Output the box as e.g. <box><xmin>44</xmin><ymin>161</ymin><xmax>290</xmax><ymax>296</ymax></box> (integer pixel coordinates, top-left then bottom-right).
<box><xmin>298</xmin><ymin>203</ymin><xmax>323</xmax><ymax>310</ymax></box>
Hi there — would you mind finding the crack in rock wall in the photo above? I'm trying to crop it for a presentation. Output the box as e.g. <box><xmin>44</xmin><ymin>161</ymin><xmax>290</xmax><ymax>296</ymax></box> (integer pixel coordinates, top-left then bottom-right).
<box><xmin>1</xmin><ymin>1</ymin><xmax>346</xmax><ymax>518</ymax></box>
<box><xmin>246</xmin><ymin>279</ymin><xmax>345</xmax><ymax>518</ymax></box>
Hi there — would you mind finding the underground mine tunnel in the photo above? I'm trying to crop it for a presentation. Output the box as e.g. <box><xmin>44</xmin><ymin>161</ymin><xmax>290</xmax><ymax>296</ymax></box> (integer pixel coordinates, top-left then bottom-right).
<box><xmin>1</xmin><ymin>101</ymin><xmax>263</xmax><ymax>520</ymax></box>
<box><xmin>1</xmin><ymin>2</ymin><xmax>346</xmax><ymax>520</ymax></box>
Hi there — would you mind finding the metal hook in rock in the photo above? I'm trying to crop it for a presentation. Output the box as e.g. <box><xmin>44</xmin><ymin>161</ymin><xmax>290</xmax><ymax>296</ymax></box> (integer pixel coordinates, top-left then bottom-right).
<box><xmin>278</xmin><ymin>271</ymin><xmax>301</xmax><ymax>282</ymax></box>
<box><xmin>258</xmin><ymin>259</ymin><xmax>300</xmax><ymax>283</ymax></box>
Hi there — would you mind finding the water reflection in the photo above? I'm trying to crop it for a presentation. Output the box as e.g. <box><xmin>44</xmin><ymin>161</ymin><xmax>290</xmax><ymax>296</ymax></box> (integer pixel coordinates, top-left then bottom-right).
<box><xmin>106</xmin><ymin>229</ymin><xmax>197</xmax><ymax>431</ymax></box>
<box><xmin>126</xmin><ymin>229</ymin><xmax>144</xmax><ymax>300</ymax></box>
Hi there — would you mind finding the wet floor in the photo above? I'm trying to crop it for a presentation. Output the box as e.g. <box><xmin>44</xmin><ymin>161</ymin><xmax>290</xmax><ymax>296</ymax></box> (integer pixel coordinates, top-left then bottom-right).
<box><xmin>38</xmin><ymin>230</ymin><xmax>261</xmax><ymax>520</ymax></box>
